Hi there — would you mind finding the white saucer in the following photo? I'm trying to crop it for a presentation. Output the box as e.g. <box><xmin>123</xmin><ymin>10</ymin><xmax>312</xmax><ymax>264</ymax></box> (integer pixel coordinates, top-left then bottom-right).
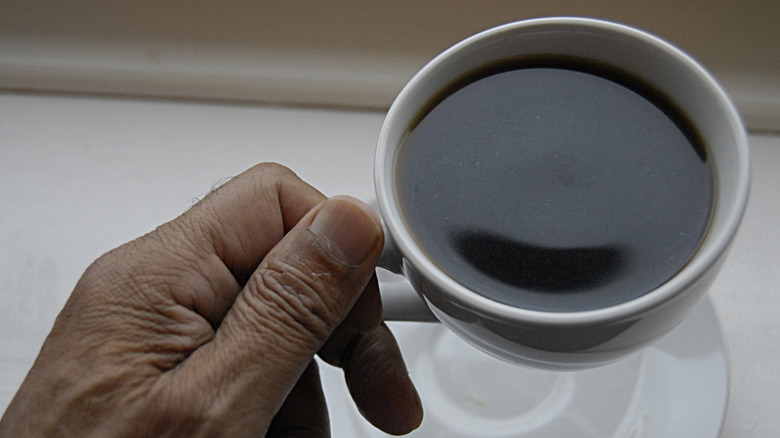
<box><xmin>322</xmin><ymin>297</ymin><xmax>728</xmax><ymax>437</ymax></box>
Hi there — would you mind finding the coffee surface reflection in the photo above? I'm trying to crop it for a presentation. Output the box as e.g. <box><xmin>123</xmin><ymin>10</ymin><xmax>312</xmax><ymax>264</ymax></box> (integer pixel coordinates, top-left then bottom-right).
<box><xmin>454</xmin><ymin>231</ymin><xmax>627</xmax><ymax>293</ymax></box>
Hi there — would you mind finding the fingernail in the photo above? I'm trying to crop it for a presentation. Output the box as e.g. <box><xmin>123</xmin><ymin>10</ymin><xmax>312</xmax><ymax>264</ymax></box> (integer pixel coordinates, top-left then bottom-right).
<box><xmin>309</xmin><ymin>198</ymin><xmax>381</xmax><ymax>266</ymax></box>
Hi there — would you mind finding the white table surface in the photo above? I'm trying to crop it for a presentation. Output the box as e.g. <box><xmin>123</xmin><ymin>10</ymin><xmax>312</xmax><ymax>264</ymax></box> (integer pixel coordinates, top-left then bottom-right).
<box><xmin>1</xmin><ymin>92</ymin><xmax>778</xmax><ymax>436</ymax></box>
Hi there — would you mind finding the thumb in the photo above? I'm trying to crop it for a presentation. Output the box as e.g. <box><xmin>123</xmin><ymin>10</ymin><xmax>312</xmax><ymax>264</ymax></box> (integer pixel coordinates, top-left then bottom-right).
<box><xmin>167</xmin><ymin>196</ymin><xmax>383</xmax><ymax>434</ymax></box>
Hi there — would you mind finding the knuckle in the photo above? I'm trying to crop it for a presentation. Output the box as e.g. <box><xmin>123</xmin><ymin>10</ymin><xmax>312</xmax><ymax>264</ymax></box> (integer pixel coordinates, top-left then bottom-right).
<box><xmin>252</xmin><ymin>161</ymin><xmax>296</xmax><ymax>178</ymax></box>
<box><xmin>241</xmin><ymin>162</ymin><xmax>298</xmax><ymax>193</ymax></box>
<box><xmin>77</xmin><ymin>231</ymin><xmax>208</xmax><ymax>317</ymax></box>
<box><xmin>78</xmin><ymin>252</ymin><xmax>114</xmax><ymax>293</ymax></box>
<box><xmin>75</xmin><ymin>247</ymin><xmax>140</xmax><ymax>310</ymax></box>
<box><xmin>246</xmin><ymin>258</ymin><xmax>340</xmax><ymax>344</ymax></box>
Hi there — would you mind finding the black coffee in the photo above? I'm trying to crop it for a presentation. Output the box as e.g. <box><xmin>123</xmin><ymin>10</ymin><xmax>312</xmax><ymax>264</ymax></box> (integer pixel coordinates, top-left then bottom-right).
<box><xmin>395</xmin><ymin>56</ymin><xmax>713</xmax><ymax>312</ymax></box>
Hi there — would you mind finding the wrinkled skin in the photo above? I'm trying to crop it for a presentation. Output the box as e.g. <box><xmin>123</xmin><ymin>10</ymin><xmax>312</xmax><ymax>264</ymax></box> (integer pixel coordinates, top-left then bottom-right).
<box><xmin>0</xmin><ymin>163</ymin><xmax>422</xmax><ymax>437</ymax></box>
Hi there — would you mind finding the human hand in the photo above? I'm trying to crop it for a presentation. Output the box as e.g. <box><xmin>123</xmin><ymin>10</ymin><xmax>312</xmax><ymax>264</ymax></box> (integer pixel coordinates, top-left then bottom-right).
<box><xmin>0</xmin><ymin>163</ymin><xmax>422</xmax><ymax>437</ymax></box>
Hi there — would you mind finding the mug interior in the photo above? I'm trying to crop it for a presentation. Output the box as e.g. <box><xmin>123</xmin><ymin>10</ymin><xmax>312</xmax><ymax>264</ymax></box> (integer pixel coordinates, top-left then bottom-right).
<box><xmin>375</xmin><ymin>17</ymin><xmax>749</xmax><ymax>324</ymax></box>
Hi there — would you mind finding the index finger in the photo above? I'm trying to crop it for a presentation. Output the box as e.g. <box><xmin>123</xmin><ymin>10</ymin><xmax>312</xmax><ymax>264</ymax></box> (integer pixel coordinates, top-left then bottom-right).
<box><xmin>139</xmin><ymin>162</ymin><xmax>328</xmax><ymax>328</ymax></box>
<box><xmin>184</xmin><ymin>162</ymin><xmax>327</xmax><ymax>283</ymax></box>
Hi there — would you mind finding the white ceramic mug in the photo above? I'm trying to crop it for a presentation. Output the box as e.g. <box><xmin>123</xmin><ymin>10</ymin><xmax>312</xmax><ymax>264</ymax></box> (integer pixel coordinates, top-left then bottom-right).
<box><xmin>375</xmin><ymin>17</ymin><xmax>749</xmax><ymax>370</ymax></box>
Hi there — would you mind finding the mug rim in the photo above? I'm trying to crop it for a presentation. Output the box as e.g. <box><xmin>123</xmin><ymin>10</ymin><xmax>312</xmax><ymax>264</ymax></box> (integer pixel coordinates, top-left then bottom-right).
<box><xmin>375</xmin><ymin>17</ymin><xmax>750</xmax><ymax>326</ymax></box>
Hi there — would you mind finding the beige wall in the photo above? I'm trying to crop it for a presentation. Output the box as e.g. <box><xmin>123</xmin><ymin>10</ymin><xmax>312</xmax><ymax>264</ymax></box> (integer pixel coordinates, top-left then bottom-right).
<box><xmin>1</xmin><ymin>1</ymin><xmax>778</xmax><ymax>130</ymax></box>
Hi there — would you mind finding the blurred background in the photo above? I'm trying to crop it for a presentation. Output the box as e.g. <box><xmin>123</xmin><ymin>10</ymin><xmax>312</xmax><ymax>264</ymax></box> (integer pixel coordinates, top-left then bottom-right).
<box><xmin>1</xmin><ymin>0</ymin><xmax>778</xmax><ymax>130</ymax></box>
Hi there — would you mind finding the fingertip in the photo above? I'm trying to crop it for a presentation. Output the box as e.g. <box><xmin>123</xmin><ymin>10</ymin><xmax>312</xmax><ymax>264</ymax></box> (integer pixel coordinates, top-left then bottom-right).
<box><xmin>308</xmin><ymin>197</ymin><xmax>383</xmax><ymax>267</ymax></box>
<box><xmin>344</xmin><ymin>325</ymin><xmax>423</xmax><ymax>435</ymax></box>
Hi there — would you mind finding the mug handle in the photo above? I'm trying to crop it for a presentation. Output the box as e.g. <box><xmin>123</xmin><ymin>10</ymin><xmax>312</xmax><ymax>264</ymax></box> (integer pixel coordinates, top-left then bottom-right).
<box><xmin>372</xmin><ymin>202</ymin><xmax>438</xmax><ymax>322</ymax></box>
